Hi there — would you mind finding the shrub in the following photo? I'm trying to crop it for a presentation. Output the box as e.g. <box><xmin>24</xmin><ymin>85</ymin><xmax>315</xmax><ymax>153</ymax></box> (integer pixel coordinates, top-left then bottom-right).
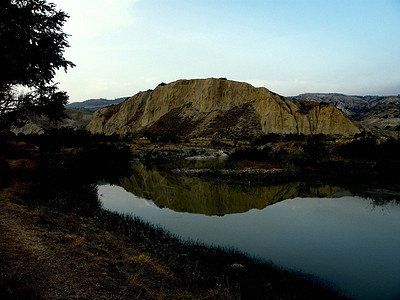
<box><xmin>229</xmin><ymin>147</ymin><xmax>272</xmax><ymax>163</ymax></box>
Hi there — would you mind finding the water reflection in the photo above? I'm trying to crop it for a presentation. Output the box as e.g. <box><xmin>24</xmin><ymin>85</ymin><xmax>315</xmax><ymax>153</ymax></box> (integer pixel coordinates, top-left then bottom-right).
<box><xmin>99</xmin><ymin>184</ymin><xmax>400</xmax><ymax>300</ymax></box>
<box><xmin>117</xmin><ymin>163</ymin><xmax>340</xmax><ymax>215</ymax></box>
<box><xmin>99</xmin><ymin>163</ymin><xmax>400</xmax><ymax>300</ymax></box>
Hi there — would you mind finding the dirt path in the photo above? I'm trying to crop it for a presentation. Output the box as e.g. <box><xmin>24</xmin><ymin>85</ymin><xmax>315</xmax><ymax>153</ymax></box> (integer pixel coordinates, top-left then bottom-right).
<box><xmin>0</xmin><ymin>187</ymin><xmax>187</xmax><ymax>299</ymax></box>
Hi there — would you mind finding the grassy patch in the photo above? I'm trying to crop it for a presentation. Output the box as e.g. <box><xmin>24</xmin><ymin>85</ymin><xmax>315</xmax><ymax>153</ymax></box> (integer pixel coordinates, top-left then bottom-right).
<box><xmin>93</xmin><ymin>209</ymin><xmax>349</xmax><ymax>299</ymax></box>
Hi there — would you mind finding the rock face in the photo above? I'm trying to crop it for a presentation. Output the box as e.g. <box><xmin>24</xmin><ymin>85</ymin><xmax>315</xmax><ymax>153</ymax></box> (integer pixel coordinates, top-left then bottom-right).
<box><xmin>294</xmin><ymin>93</ymin><xmax>400</xmax><ymax>137</ymax></box>
<box><xmin>87</xmin><ymin>78</ymin><xmax>362</xmax><ymax>138</ymax></box>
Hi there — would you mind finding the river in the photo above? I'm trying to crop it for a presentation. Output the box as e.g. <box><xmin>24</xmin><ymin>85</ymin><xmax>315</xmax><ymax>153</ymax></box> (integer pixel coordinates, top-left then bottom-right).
<box><xmin>98</xmin><ymin>163</ymin><xmax>400</xmax><ymax>300</ymax></box>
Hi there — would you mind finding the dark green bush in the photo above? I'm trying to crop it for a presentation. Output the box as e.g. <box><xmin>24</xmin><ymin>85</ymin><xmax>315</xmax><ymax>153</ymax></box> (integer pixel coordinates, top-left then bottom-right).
<box><xmin>21</xmin><ymin>143</ymin><xmax>132</xmax><ymax>213</ymax></box>
<box><xmin>339</xmin><ymin>137</ymin><xmax>400</xmax><ymax>161</ymax></box>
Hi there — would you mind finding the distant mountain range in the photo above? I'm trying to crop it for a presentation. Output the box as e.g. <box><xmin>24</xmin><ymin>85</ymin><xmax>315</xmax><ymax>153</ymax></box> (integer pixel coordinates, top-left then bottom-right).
<box><xmin>292</xmin><ymin>93</ymin><xmax>400</xmax><ymax>136</ymax></box>
<box><xmin>66</xmin><ymin>97</ymin><xmax>128</xmax><ymax>113</ymax></box>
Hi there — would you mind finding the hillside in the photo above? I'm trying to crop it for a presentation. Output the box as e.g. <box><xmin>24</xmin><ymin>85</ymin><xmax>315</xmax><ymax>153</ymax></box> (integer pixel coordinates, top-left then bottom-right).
<box><xmin>66</xmin><ymin>97</ymin><xmax>128</xmax><ymax>112</ymax></box>
<box><xmin>11</xmin><ymin>108</ymin><xmax>93</xmax><ymax>135</ymax></box>
<box><xmin>11</xmin><ymin>97</ymin><xmax>128</xmax><ymax>135</ymax></box>
<box><xmin>87</xmin><ymin>78</ymin><xmax>362</xmax><ymax>139</ymax></box>
<box><xmin>293</xmin><ymin>93</ymin><xmax>400</xmax><ymax>136</ymax></box>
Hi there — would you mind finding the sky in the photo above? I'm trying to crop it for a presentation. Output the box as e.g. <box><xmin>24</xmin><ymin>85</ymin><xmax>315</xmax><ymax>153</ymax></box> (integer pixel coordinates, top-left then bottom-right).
<box><xmin>52</xmin><ymin>0</ymin><xmax>400</xmax><ymax>103</ymax></box>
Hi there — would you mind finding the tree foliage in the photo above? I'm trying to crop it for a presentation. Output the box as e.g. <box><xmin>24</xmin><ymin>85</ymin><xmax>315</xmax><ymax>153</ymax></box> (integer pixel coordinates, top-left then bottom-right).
<box><xmin>0</xmin><ymin>0</ymin><xmax>74</xmax><ymax>131</ymax></box>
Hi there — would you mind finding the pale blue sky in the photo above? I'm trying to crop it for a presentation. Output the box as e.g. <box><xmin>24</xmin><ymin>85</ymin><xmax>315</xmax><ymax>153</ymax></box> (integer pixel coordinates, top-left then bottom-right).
<box><xmin>53</xmin><ymin>0</ymin><xmax>400</xmax><ymax>102</ymax></box>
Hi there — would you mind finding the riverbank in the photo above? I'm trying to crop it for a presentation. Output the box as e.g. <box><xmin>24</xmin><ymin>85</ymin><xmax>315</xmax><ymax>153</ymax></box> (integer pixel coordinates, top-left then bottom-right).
<box><xmin>2</xmin><ymin>132</ymin><xmax>400</xmax><ymax>298</ymax></box>
<box><xmin>0</xmin><ymin>185</ymin><xmax>202</xmax><ymax>299</ymax></box>
<box><xmin>0</xmin><ymin>148</ymin><xmax>349</xmax><ymax>299</ymax></box>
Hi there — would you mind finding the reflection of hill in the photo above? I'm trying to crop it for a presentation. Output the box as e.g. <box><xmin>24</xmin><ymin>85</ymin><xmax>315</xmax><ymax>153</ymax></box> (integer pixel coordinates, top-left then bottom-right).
<box><xmin>118</xmin><ymin>164</ymin><xmax>340</xmax><ymax>216</ymax></box>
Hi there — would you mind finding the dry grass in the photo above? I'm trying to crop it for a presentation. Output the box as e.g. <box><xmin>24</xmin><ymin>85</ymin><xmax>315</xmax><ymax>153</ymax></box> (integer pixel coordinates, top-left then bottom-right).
<box><xmin>0</xmin><ymin>184</ymin><xmax>208</xmax><ymax>299</ymax></box>
<box><xmin>132</xmin><ymin>254</ymin><xmax>172</xmax><ymax>278</ymax></box>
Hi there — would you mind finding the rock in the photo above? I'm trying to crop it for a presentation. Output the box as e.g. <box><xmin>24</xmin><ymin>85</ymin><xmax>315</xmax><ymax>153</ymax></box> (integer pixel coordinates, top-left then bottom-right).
<box><xmin>229</xmin><ymin>263</ymin><xmax>244</xmax><ymax>269</ymax></box>
<box><xmin>293</xmin><ymin>93</ymin><xmax>400</xmax><ymax>137</ymax></box>
<box><xmin>87</xmin><ymin>78</ymin><xmax>362</xmax><ymax>138</ymax></box>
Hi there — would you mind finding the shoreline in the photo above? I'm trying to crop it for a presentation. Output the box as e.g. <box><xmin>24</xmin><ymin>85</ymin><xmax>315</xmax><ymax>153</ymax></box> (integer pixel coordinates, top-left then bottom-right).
<box><xmin>4</xmin><ymin>136</ymin><xmax>400</xmax><ymax>299</ymax></box>
<box><xmin>0</xmin><ymin>149</ymin><xmax>350</xmax><ymax>299</ymax></box>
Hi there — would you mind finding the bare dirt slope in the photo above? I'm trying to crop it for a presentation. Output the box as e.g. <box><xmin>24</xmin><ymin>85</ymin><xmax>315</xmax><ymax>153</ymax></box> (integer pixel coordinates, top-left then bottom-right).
<box><xmin>294</xmin><ymin>93</ymin><xmax>400</xmax><ymax>136</ymax></box>
<box><xmin>88</xmin><ymin>78</ymin><xmax>361</xmax><ymax>138</ymax></box>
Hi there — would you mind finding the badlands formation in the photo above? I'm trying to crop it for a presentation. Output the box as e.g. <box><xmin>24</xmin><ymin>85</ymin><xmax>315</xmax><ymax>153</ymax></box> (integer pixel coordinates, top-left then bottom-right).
<box><xmin>87</xmin><ymin>78</ymin><xmax>362</xmax><ymax>138</ymax></box>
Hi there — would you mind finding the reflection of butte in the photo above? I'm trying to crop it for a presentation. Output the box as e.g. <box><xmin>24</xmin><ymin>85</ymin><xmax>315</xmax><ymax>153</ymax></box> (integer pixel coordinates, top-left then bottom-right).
<box><xmin>118</xmin><ymin>164</ymin><xmax>340</xmax><ymax>216</ymax></box>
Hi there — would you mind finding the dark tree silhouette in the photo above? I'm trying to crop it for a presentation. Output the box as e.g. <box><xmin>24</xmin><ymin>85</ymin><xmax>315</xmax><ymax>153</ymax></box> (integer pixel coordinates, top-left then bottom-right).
<box><xmin>0</xmin><ymin>0</ymin><xmax>75</xmax><ymax>131</ymax></box>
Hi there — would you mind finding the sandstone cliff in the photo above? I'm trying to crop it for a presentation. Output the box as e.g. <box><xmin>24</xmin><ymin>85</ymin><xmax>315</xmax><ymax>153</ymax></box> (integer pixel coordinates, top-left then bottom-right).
<box><xmin>87</xmin><ymin>78</ymin><xmax>362</xmax><ymax>138</ymax></box>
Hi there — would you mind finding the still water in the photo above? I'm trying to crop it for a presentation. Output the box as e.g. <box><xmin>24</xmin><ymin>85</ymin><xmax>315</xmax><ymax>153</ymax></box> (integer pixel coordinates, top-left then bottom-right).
<box><xmin>99</xmin><ymin>163</ymin><xmax>400</xmax><ymax>300</ymax></box>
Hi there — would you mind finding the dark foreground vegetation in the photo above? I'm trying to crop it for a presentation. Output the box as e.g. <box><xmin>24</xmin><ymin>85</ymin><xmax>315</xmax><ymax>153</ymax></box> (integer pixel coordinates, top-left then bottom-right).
<box><xmin>229</xmin><ymin>134</ymin><xmax>400</xmax><ymax>203</ymax></box>
<box><xmin>138</xmin><ymin>133</ymin><xmax>400</xmax><ymax>205</ymax></box>
<box><xmin>0</xmin><ymin>130</ymin><xmax>352</xmax><ymax>299</ymax></box>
